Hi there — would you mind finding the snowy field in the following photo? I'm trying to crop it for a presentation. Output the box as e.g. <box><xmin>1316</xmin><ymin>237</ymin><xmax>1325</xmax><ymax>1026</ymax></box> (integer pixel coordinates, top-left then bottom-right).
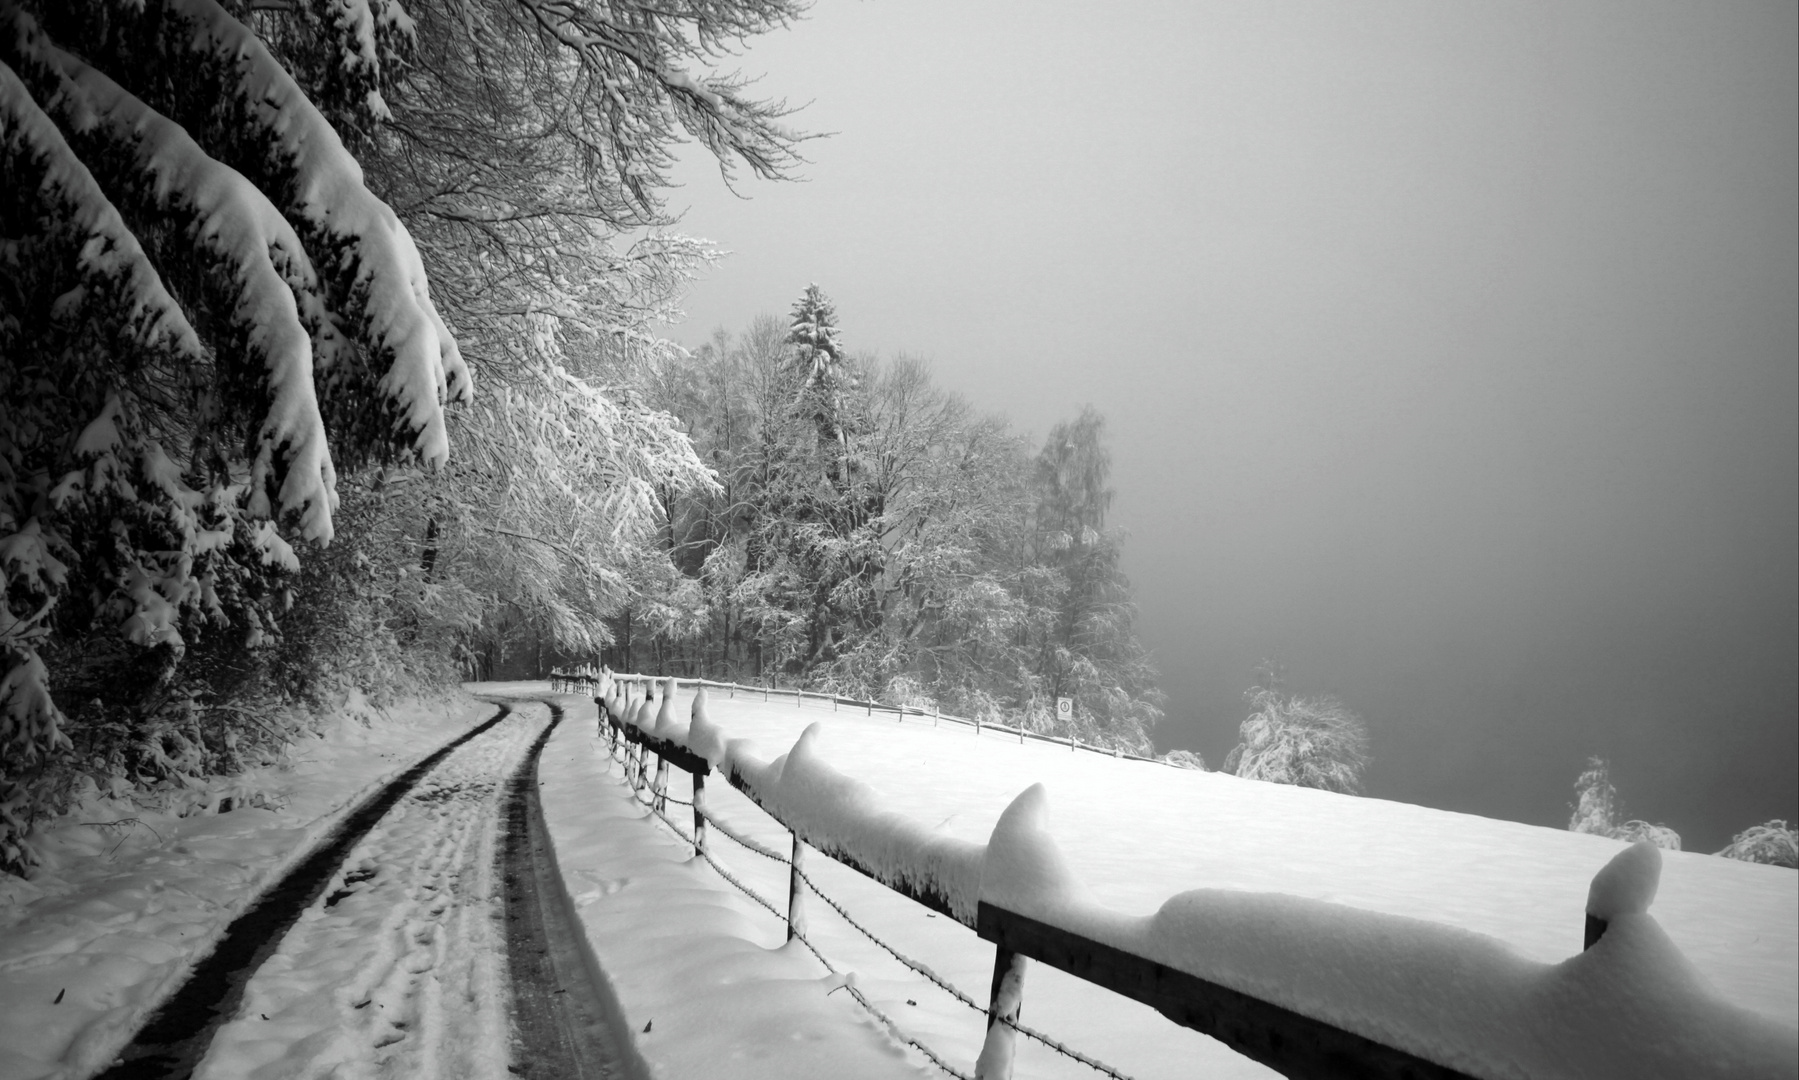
<box><xmin>1</xmin><ymin>681</ymin><xmax>1791</xmax><ymax>1080</ymax></box>
<box><xmin>0</xmin><ymin>694</ymin><xmax>498</xmax><ymax>1080</ymax></box>
<box><xmin>531</xmin><ymin>679</ymin><xmax>1797</xmax><ymax>1079</ymax></box>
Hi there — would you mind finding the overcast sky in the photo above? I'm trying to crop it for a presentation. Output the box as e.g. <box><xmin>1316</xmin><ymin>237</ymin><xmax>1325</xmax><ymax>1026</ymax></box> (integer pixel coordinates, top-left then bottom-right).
<box><xmin>657</xmin><ymin>0</ymin><xmax>1797</xmax><ymax>851</ymax></box>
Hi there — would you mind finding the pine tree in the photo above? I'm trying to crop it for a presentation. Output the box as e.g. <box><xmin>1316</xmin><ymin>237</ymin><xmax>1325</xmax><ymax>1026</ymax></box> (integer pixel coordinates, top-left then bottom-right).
<box><xmin>1020</xmin><ymin>407</ymin><xmax>1162</xmax><ymax>751</ymax></box>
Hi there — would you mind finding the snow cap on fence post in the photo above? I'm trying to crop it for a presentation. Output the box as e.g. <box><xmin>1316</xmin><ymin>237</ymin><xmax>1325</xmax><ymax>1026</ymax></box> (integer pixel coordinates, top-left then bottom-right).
<box><xmin>655</xmin><ymin>677</ymin><xmax>677</xmax><ymax>734</ymax></box>
<box><xmin>1585</xmin><ymin>839</ymin><xmax>1662</xmax><ymax>949</ymax></box>
<box><xmin>979</xmin><ymin>784</ymin><xmax>1090</xmax><ymax>918</ymax></box>
<box><xmin>688</xmin><ymin>686</ymin><xmax>727</xmax><ymax>766</ymax></box>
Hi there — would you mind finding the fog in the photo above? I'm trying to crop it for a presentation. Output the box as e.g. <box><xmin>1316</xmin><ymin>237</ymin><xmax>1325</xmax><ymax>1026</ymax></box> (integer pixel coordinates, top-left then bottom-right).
<box><xmin>659</xmin><ymin>1</ymin><xmax>1797</xmax><ymax>850</ymax></box>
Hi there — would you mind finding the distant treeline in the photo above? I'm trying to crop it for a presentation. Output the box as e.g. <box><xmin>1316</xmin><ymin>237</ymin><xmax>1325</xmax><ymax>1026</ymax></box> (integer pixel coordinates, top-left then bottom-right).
<box><xmin>602</xmin><ymin>287</ymin><xmax>1165</xmax><ymax>752</ymax></box>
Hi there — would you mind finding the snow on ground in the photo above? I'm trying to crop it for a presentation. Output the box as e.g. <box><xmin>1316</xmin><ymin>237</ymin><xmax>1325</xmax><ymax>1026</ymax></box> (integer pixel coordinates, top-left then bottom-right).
<box><xmin>0</xmin><ymin>693</ymin><xmax>494</xmax><ymax>1080</ymax></box>
<box><xmin>189</xmin><ymin>705</ymin><xmax>548</xmax><ymax>1080</ymax></box>
<box><xmin>528</xmin><ymin>685</ymin><xmax>1276</xmax><ymax>1079</ymax></box>
<box><xmin>3</xmin><ymin>679</ymin><xmax>1789</xmax><ymax>1080</ymax></box>
<box><xmin>535</xmin><ymin>679</ymin><xmax>1797</xmax><ymax>1079</ymax></box>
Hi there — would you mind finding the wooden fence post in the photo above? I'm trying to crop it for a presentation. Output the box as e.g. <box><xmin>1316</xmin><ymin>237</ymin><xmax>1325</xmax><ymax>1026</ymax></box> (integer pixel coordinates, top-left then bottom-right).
<box><xmin>691</xmin><ymin>772</ymin><xmax>707</xmax><ymax>857</ymax></box>
<box><xmin>974</xmin><ymin>947</ymin><xmax>1028</xmax><ymax>1080</ymax></box>
<box><xmin>653</xmin><ymin>756</ymin><xmax>669</xmax><ymax>814</ymax></box>
<box><xmin>787</xmin><ymin>834</ymin><xmax>808</xmax><ymax>943</ymax></box>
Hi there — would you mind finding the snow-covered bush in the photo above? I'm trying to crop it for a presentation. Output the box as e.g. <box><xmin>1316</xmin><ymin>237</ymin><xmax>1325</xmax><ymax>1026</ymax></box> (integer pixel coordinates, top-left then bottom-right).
<box><xmin>1224</xmin><ymin>683</ymin><xmax>1370</xmax><ymax>794</ymax></box>
<box><xmin>1715</xmin><ymin>820</ymin><xmax>1797</xmax><ymax>868</ymax></box>
<box><xmin>1610</xmin><ymin>819</ymin><xmax>1682</xmax><ymax>851</ymax></box>
<box><xmin>1565</xmin><ymin>757</ymin><xmax>1682</xmax><ymax>850</ymax></box>
<box><xmin>1162</xmin><ymin>749</ymin><xmax>1207</xmax><ymax>770</ymax></box>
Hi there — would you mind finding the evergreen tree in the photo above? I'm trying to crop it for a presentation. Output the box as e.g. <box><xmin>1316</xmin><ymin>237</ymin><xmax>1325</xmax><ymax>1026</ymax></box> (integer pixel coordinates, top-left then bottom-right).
<box><xmin>1020</xmin><ymin>407</ymin><xmax>1163</xmax><ymax>750</ymax></box>
<box><xmin>0</xmin><ymin>0</ymin><xmax>806</xmax><ymax>873</ymax></box>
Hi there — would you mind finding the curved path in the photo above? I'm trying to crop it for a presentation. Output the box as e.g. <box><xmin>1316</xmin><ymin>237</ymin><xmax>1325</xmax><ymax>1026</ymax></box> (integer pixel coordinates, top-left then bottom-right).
<box><xmin>92</xmin><ymin>700</ymin><xmax>629</xmax><ymax>1079</ymax></box>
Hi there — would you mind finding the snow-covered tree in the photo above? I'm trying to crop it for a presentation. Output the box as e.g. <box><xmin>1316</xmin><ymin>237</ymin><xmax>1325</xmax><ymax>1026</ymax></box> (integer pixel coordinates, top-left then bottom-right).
<box><xmin>0</xmin><ymin>0</ymin><xmax>807</xmax><ymax>873</ymax></box>
<box><xmin>630</xmin><ymin>337</ymin><xmax>1163</xmax><ymax>751</ymax></box>
<box><xmin>1714</xmin><ymin>820</ymin><xmax>1796</xmax><ymax>868</ymax></box>
<box><xmin>1224</xmin><ymin>676</ymin><xmax>1370</xmax><ymax>794</ymax></box>
<box><xmin>0</xmin><ymin>0</ymin><xmax>473</xmax><ymax>872</ymax></box>
<box><xmin>786</xmin><ymin>284</ymin><xmax>847</xmax><ymax>393</ymax></box>
<box><xmin>1017</xmin><ymin>407</ymin><xmax>1162</xmax><ymax>751</ymax></box>
<box><xmin>291</xmin><ymin>0</ymin><xmax>792</xmax><ymax>672</ymax></box>
<box><xmin>1565</xmin><ymin>757</ymin><xmax>1682</xmax><ymax>850</ymax></box>
<box><xmin>1567</xmin><ymin>756</ymin><xmax>1619</xmax><ymax>835</ymax></box>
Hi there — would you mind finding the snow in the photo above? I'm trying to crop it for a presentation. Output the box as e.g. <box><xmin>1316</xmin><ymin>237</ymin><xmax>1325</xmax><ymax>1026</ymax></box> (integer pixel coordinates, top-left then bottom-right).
<box><xmin>554</xmin><ymin>679</ymin><xmax>1798</xmax><ymax>1079</ymax></box>
<box><xmin>16</xmin><ymin>24</ymin><xmax>339</xmax><ymax>543</ymax></box>
<box><xmin>737</xmin><ymin>722</ymin><xmax>985</xmax><ymax>924</ymax></box>
<box><xmin>189</xmin><ymin>707</ymin><xmax>537</xmax><ymax>1080</ymax></box>
<box><xmin>0</xmin><ymin>694</ymin><xmax>492</xmax><ymax>1080</ymax></box>
<box><xmin>4</xmin><ymin>681</ymin><xmax>1791</xmax><ymax>1079</ymax></box>
<box><xmin>0</xmin><ymin>63</ymin><xmax>203</xmax><ymax>364</ymax></box>
<box><xmin>167</xmin><ymin>0</ymin><xmax>473</xmax><ymax>461</ymax></box>
<box><xmin>535</xmin><ymin>709</ymin><xmax>935</xmax><ymax>1078</ymax></box>
<box><xmin>549</xmin><ymin>684</ymin><xmax>1254</xmax><ymax>1078</ymax></box>
<box><xmin>1587</xmin><ymin>838</ymin><xmax>1662</xmax><ymax>919</ymax></box>
<box><xmin>978</xmin><ymin>783</ymin><xmax>1090</xmax><ymax>916</ymax></box>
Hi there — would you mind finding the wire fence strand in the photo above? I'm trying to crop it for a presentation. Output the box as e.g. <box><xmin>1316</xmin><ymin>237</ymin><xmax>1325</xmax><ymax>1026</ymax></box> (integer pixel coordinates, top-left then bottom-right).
<box><xmin>594</xmin><ymin>692</ymin><xmax>1135</xmax><ymax>1080</ymax></box>
<box><xmin>790</xmin><ymin>861</ymin><xmax>1136</xmax><ymax>1080</ymax></box>
<box><xmin>698</xmin><ymin>806</ymin><xmax>792</xmax><ymax>864</ymax></box>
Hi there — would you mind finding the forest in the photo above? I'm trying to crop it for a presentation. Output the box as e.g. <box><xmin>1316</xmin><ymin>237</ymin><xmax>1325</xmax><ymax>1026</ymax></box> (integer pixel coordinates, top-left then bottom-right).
<box><xmin>0</xmin><ymin>0</ymin><xmax>1163</xmax><ymax>875</ymax></box>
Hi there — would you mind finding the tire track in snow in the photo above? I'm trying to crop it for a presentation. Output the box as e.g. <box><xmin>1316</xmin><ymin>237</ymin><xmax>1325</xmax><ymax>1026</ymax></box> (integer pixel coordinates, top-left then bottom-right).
<box><xmin>498</xmin><ymin>701</ymin><xmax>639</xmax><ymax>1080</ymax></box>
<box><xmin>91</xmin><ymin>704</ymin><xmax>518</xmax><ymax>1079</ymax></box>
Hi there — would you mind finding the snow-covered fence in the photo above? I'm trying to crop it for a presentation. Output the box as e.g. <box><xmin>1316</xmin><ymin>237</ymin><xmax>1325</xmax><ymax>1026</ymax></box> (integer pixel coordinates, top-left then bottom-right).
<box><xmin>552</xmin><ymin>668</ymin><xmax>1172</xmax><ymax>766</ymax></box>
<box><xmin>554</xmin><ymin>669</ymin><xmax>1798</xmax><ymax>1080</ymax></box>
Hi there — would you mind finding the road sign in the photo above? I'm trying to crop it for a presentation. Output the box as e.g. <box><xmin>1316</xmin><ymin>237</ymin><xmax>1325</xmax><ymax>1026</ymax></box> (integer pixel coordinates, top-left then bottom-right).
<box><xmin>1055</xmin><ymin>697</ymin><xmax>1073</xmax><ymax>720</ymax></box>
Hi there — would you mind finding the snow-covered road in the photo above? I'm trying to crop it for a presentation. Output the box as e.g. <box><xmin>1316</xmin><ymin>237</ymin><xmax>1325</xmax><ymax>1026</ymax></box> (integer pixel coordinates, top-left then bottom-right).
<box><xmin>0</xmin><ymin>695</ymin><xmax>633</xmax><ymax>1080</ymax></box>
<box><xmin>179</xmin><ymin>704</ymin><xmax>541</xmax><ymax>1079</ymax></box>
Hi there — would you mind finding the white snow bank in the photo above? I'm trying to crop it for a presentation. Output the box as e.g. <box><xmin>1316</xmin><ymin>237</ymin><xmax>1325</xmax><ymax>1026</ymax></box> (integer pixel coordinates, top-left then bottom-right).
<box><xmin>569</xmin><ymin>681</ymin><xmax>1796</xmax><ymax>1078</ymax></box>
<box><xmin>983</xmin><ymin>785</ymin><xmax>1796</xmax><ymax>1079</ymax></box>
<box><xmin>0</xmin><ymin>694</ymin><xmax>491</xmax><ymax>1080</ymax></box>
<box><xmin>533</xmin><ymin>696</ymin><xmax>938</xmax><ymax>1080</ymax></box>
